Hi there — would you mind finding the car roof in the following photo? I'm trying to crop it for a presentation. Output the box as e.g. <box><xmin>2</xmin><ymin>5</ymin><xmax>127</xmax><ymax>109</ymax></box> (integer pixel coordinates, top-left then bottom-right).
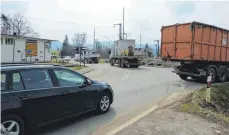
<box><xmin>1</xmin><ymin>64</ymin><xmax>64</xmax><ymax>71</ymax></box>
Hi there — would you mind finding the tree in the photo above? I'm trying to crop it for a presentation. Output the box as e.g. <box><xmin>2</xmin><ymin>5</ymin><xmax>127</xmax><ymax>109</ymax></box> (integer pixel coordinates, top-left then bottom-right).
<box><xmin>144</xmin><ymin>43</ymin><xmax>149</xmax><ymax>51</ymax></box>
<box><xmin>1</xmin><ymin>14</ymin><xmax>11</xmax><ymax>35</ymax></box>
<box><xmin>60</xmin><ymin>35</ymin><xmax>74</xmax><ymax>57</ymax></box>
<box><xmin>144</xmin><ymin>43</ymin><xmax>153</xmax><ymax>57</ymax></box>
<box><xmin>1</xmin><ymin>13</ymin><xmax>39</xmax><ymax>37</ymax></box>
<box><xmin>72</xmin><ymin>32</ymin><xmax>87</xmax><ymax>47</ymax></box>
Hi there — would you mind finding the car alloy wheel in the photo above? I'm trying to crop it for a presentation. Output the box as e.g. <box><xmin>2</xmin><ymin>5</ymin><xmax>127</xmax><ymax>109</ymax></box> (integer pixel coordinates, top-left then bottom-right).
<box><xmin>1</xmin><ymin>120</ymin><xmax>20</xmax><ymax>135</ymax></box>
<box><xmin>100</xmin><ymin>95</ymin><xmax>110</xmax><ymax>111</ymax></box>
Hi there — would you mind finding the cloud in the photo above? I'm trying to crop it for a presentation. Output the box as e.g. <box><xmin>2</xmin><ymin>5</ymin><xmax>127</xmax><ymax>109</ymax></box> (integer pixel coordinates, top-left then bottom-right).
<box><xmin>1</xmin><ymin>0</ymin><xmax>229</xmax><ymax>45</ymax></box>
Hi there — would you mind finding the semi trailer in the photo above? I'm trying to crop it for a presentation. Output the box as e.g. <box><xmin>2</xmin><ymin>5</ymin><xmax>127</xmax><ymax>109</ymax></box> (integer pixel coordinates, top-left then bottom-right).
<box><xmin>109</xmin><ymin>39</ymin><xmax>142</xmax><ymax>68</ymax></box>
<box><xmin>161</xmin><ymin>21</ymin><xmax>229</xmax><ymax>83</ymax></box>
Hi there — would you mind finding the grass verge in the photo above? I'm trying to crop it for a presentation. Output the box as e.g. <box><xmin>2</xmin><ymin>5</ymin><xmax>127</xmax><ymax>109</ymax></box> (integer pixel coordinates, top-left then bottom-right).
<box><xmin>179</xmin><ymin>83</ymin><xmax>229</xmax><ymax>127</ymax></box>
<box><xmin>69</xmin><ymin>65</ymin><xmax>88</xmax><ymax>71</ymax></box>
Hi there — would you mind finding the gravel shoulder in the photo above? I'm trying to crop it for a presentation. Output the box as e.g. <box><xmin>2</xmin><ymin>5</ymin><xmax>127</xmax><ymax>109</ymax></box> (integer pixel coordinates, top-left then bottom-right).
<box><xmin>116</xmin><ymin>107</ymin><xmax>229</xmax><ymax>135</ymax></box>
<box><xmin>116</xmin><ymin>90</ymin><xmax>229</xmax><ymax>135</ymax></box>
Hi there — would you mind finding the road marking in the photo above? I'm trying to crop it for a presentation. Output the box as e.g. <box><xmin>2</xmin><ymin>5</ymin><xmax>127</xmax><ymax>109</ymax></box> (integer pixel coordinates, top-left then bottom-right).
<box><xmin>122</xmin><ymin>75</ymin><xmax>129</xmax><ymax>80</ymax></box>
<box><xmin>122</xmin><ymin>70</ymin><xmax>130</xmax><ymax>81</ymax></box>
<box><xmin>106</xmin><ymin>105</ymin><xmax>158</xmax><ymax>135</ymax></box>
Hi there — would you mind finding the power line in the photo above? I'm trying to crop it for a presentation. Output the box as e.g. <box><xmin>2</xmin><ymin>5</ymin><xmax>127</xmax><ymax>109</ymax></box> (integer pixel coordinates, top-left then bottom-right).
<box><xmin>26</xmin><ymin>16</ymin><xmax>114</xmax><ymax>29</ymax></box>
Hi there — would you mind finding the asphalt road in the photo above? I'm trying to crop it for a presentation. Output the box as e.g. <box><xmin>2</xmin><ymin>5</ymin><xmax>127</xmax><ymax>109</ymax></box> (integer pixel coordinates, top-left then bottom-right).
<box><xmin>36</xmin><ymin>64</ymin><xmax>204</xmax><ymax>135</ymax></box>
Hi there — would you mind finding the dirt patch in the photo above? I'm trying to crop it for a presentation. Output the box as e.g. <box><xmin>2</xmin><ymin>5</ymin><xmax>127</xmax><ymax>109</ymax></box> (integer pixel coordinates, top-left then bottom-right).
<box><xmin>178</xmin><ymin>83</ymin><xmax>229</xmax><ymax>128</ymax></box>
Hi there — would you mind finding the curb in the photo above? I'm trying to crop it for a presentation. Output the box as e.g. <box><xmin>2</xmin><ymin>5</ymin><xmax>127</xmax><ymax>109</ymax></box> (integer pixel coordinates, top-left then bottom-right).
<box><xmin>77</xmin><ymin>67</ymin><xmax>94</xmax><ymax>74</ymax></box>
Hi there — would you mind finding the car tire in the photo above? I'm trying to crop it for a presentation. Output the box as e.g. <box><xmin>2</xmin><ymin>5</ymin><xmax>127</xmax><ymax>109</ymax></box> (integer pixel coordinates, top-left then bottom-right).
<box><xmin>179</xmin><ymin>75</ymin><xmax>188</xmax><ymax>80</ymax></box>
<box><xmin>110</xmin><ymin>59</ymin><xmax>114</xmax><ymax>66</ymax></box>
<box><xmin>96</xmin><ymin>92</ymin><xmax>111</xmax><ymax>114</ymax></box>
<box><xmin>1</xmin><ymin>115</ymin><xmax>25</xmax><ymax>135</ymax></box>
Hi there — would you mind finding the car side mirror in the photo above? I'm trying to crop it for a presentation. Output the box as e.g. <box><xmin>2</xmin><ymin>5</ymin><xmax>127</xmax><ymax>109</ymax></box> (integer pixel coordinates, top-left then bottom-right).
<box><xmin>86</xmin><ymin>79</ymin><xmax>92</xmax><ymax>85</ymax></box>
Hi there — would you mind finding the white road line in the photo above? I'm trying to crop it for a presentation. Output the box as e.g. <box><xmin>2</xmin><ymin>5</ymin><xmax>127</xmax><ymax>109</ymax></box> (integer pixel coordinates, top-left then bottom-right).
<box><xmin>106</xmin><ymin>105</ymin><xmax>158</xmax><ymax>135</ymax></box>
<box><xmin>122</xmin><ymin>75</ymin><xmax>129</xmax><ymax>80</ymax></box>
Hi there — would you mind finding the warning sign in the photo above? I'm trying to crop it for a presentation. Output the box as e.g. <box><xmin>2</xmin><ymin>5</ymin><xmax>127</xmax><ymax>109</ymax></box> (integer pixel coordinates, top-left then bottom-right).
<box><xmin>25</xmin><ymin>40</ymin><xmax>37</xmax><ymax>56</ymax></box>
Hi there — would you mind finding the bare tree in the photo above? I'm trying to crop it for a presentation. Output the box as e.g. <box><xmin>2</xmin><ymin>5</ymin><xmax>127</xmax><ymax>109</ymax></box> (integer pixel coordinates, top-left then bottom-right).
<box><xmin>1</xmin><ymin>14</ymin><xmax>12</xmax><ymax>35</ymax></box>
<box><xmin>72</xmin><ymin>32</ymin><xmax>87</xmax><ymax>47</ymax></box>
<box><xmin>1</xmin><ymin>13</ymin><xmax>39</xmax><ymax>37</ymax></box>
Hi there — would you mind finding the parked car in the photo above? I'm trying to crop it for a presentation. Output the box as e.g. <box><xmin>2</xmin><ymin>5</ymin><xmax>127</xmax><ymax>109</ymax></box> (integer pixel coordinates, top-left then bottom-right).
<box><xmin>63</xmin><ymin>56</ymin><xmax>72</xmax><ymax>62</ymax></box>
<box><xmin>1</xmin><ymin>64</ymin><xmax>114</xmax><ymax>135</ymax></box>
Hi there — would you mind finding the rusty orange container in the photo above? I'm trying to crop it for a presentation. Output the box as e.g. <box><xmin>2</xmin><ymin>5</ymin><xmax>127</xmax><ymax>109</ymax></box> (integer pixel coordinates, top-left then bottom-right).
<box><xmin>161</xmin><ymin>22</ymin><xmax>229</xmax><ymax>62</ymax></box>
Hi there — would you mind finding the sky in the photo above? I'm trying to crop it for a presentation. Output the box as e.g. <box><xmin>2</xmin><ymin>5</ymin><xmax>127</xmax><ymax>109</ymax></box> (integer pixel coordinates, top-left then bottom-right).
<box><xmin>1</xmin><ymin>0</ymin><xmax>229</xmax><ymax>45</ymax></box>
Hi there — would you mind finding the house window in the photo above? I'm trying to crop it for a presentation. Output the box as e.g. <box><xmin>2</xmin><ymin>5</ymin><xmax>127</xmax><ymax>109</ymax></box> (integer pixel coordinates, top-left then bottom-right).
<box><xmin>5</xmin><ymin>38</ymin><xmax>14</xmax><ymax>45</ymax></box>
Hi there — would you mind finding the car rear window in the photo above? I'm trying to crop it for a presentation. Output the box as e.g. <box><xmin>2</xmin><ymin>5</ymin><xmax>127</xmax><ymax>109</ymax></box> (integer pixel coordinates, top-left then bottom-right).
<box><xmin>12</xmin><ymin>72</ymin><xmax>24</xmax><ymax>91</ymax></box>
<box><xmin>20</xmin><ymin>69</ymin><xmax>53</xmax><ymax>89</ymax></box>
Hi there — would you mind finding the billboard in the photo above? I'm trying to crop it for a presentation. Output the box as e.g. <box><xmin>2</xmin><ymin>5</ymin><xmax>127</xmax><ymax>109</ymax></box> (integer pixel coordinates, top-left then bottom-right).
<box><xmin>25</xmin><ymin>40</ymin><xmax>37</xmax><ymax>56</ymax></box>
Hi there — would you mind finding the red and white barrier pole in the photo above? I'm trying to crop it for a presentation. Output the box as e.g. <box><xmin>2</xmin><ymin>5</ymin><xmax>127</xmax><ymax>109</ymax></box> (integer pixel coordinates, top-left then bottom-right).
<box><xmin>206</xmin><ymin>74</ymin><xmax>212</xmax><ymax>102</ymax></box>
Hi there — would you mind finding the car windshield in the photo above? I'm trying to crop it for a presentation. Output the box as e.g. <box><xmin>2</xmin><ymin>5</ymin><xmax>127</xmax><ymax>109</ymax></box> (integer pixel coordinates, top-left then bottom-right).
<box><xmin>1</xmin><ymin>1</ymin><xmax>229</xmax><ymax>135</ymax></box>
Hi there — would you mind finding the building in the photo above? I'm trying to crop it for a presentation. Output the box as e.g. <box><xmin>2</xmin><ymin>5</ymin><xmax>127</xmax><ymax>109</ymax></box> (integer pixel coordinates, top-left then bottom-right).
<box><xmin>51</xmin><ymin>50</ymin><xmax>60</xmax><ymax>59</ymax></box>
<box><xmin>1</xmin><ymin>34</ymin><xmax>56</xmax><ymax>63</ymax></box>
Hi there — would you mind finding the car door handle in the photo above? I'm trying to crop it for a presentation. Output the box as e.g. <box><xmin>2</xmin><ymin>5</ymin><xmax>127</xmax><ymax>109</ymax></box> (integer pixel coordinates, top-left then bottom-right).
<box><xmin>19</xmin><ymin>95</ymin><xmax>31</xmax><ymax>99</ymax></box>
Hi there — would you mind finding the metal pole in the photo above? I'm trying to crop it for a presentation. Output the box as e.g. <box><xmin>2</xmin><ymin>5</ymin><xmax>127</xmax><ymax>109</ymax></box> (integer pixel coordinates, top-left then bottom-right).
<box><xmin>140</xmin><ymin>31</ymin><xmax>142</xmax><ymax>48</ymax></box>
<box><xmin>93</xmin><ymin>28</ymin><xmax>95</xmax><ymax>49</ymax></box>
<box><xmin>79</xmin><ymin>47</ymin><xmax>81</xmax><ymax>67</ymax></box>
<box><xmin>83</xmin><ymin>50</ymin><xmax>85</xmax><ymax>67</ymax></box>
<box><xmin>120</xmin><ymin>24</ymin><xmax>122</xmax><ymax>40</ymax></box>
<box><xmin>123</xmin><ymin>7</ymin><xmax>125</xmax><ymax>40</ymax></box>
<box><xmin>157</xmin><ymin>40</ymin><xmax>159</xmax><ymax>58</ymax></box>
<box><xmin>154</xmin><ymin>39</ymin><xmax>160</xmax><ymax>58</ymax></box>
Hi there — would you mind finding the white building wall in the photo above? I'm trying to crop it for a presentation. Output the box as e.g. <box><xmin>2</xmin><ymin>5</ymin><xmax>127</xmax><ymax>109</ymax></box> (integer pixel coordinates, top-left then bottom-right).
<box><xmin>1</xmin><ymin>35</ymin><xmax>52</xmax><ymax>63</ymax></box>
<box><xmin>1</xmin><ymin>45</ymin><xmax>14</xmax><ymax>62</ymax></box>
<box><xmin>14</xmin><ymin>38</ymin><xmax>26</xmax><ymax>62</ymax></box>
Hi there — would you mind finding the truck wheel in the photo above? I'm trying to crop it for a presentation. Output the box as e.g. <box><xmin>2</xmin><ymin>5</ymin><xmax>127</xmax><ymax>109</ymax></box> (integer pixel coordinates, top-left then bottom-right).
<box><xmin>218</xmin><ymin>67</ymin><xmax>227</xmax><ymax>82</ymax></box>
<box><xmin>118</xmin><ymin>60</ymin><xmax>122</xmax><ymax>67</ymax></box>
<box><xmin>110</xmin><ymin>59</ymin><xmax>114</xmax><ymax>66</ymax></box>
<box><xmin>130</xmin><ymin>65</ymin><xmax>139</xmax><ymax>68</ymax></box>
<box><xmin>208</xmin><ymin>67</ymin><xmax>217</xmax><ymax>83</ymax></box>
<box><xmin>179</xmin><ymin>75</ymin><xmax>188</xmax><ymax>80</ymax></box>
<box><xmin>121</xmin><ymin>59</ymin><xmax>126</xmax><ymax>68</ymax></box>
<box><xmin>191</xmin><ymin>76</ymin><xmax>201</xmax><ymax>81</ymax></box>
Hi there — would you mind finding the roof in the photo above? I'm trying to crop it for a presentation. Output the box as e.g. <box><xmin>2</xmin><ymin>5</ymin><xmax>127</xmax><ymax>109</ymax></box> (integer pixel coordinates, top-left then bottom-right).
<box><xmin>162</xmin><ymin>21</ymin><xmax>229</xmax><ymax>32</ymax></box>
<box><xmin>1</xmin><ymin>63</ymin><xmax>64</xmax><ymax>71</ymax></box>
<box><xmin>1</xmin><ymin>34</ymin><xmax>57</xmax><ymax>41</ymax></box>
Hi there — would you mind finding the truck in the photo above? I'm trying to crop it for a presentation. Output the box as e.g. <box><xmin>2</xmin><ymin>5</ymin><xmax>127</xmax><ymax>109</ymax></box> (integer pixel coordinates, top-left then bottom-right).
<box><xmin>74</xmin><ymin>47</ymin><xmax>100</xmax><ymax>64</ymax></box>
<box><xmin>161</xmin><ymin>21</ymin><xmax>229</xmax><ymax>83</ymax></box>
<box><xmin>109</xmin><ymin>39</ymin><xmax>142</xmax><ymax>68</ymax></box>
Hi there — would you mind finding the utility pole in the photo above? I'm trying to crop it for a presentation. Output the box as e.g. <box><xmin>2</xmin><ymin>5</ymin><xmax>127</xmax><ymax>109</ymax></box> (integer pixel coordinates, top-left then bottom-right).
<box><xmin>93</xmin><ymin>28</ymin><xmax>95</xmax><ymax>49</ymax></box>
<box><xmin>114</xmin><ymin>23</ymin><xmax>122</xmax><ymax>40</ymax></box>
<box><xmin>123</xmin><ymin>7</ymin><xmax>125</xmax><ymax>40</ymax></box>
<box><xmin>154</xmin><ymin>39</ymin><xmax>160</xmax><ymax>58</ymax></box>
<box><xmin>140</xmin><ymin>31</ymin><xmax>142</xmax><ymax>48</ymax></box>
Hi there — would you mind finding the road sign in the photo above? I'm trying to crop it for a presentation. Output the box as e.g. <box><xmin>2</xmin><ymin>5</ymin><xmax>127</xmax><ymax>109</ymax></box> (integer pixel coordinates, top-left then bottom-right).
<box><xmin>25</xmin><ymin>40</ymin><xmax>37</xmax><ymax>56</ymax></box>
